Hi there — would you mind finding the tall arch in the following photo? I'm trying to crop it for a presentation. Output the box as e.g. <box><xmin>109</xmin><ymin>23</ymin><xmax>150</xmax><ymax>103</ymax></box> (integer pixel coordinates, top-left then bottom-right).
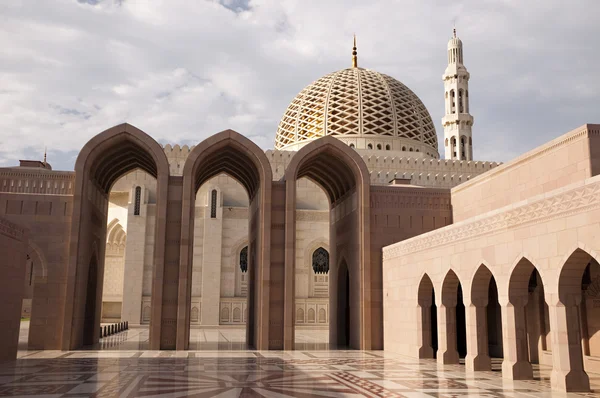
<box><xmin>283</xmin><ymin>136</ymin><xmax>371</xmax><ymax>350</ymax></box>
<box><xmin>63</xmin><ymin>123</ymin><xmax>170</xmax><ymax>350</ymax></box>
<box><xmin>179</xmin><ymin>129</ymin><xmax>272</xmax><ymax>350</ymax></box>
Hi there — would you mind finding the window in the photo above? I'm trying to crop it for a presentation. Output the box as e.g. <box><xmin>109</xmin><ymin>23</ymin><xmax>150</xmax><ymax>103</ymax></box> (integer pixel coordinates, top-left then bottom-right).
<box><xmin>349</xmin><ymin>143</ymin><xmax>355</xmax><ymax>148</ymax></box>
<box><xmin>134</xmin><ymin>186</ymin><xmax>141</xmax><ymax>216</ymax></box>
<box><xmin>409</xmin><ymin>148</ymin><xmax>414</xmax><ymax>152</ymax></box>
<box><xmin>385</xmin><ymin>144</ymin><xmax>391</xmax><ymax>150</ymax></box>
<box><xmin>210</xmin><ymin>189</ymin><xmax>217</xmax><ymax>218</ymax></box>
<box><xmin>402</xmin><ymin>146</ymin><xmax>406</xmax><ymax>151</ymax></box>
<box><xmin>240</xmin><ymin>246</ymin><xmax>248</xmax><ymax>273</ymax></box>
<box><xmin>312</xmin><ymin>247</ymin><xmax>329</xmax><ymax>274</ymax></box>
<box><xmin>376</xmin><ymin>144</ymin><xmax>382</xmax><ymax>150</ymax></box>
<box><xmin>367</xmin><ymin>144</ymin><xmax>373</xmax><ymax>150</ymax></box>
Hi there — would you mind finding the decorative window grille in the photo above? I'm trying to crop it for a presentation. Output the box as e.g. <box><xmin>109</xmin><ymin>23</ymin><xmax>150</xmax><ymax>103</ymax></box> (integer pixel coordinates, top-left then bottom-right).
<box><xmin>312</xmin><ymin>247</ymin><xmax>329</xmax><ymax>274</ymax></box>
<box><xmin>240</xmin><ymin>246</ymin><xmax>248</xmax><ymax>273</ymax></box>
<box><xmin>134</xmin><ymin>186</ymin><xmax>141</xmax><ymax>216</ymax></box>
<box><xmin>210</xmin><ymin>189</ymin><xmax>217</xmax><ymax>218</ymax></box>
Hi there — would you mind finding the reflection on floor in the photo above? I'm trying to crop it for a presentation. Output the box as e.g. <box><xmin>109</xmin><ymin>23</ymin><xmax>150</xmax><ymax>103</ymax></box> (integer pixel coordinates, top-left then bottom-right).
<box><xmin>19</xmin><ymin>321</ymin><xmax>330</xmax><ymax>352</ymax></box>
<box><xmin>11</xmin><ymin>322</ymin><xmax>599</xmax><ymax>397</ymax></box>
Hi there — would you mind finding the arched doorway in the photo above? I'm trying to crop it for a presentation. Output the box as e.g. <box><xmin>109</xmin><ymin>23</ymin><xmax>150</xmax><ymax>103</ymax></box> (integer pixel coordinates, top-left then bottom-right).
<box><xmin>417</xmin><ymin>274</ymin><xmax>436</xmax><ymax>359</ymax></box>
<box><xmin>467</xmin><ymin>265</ymin><xmax>501</xmax><ymax>371</ymax></box>
<box><xmin>179</xmin><ymin>130</ymin><xmax>272</xmax><ymax>350</ymax></box>
<box><xmin>552</xmin><ymin>248</ymin><xmax>596</xmax><ymax>392</ymax></box>
<box><xmin>439</xmin><ymin>270</ymin><xmax>466</xmax><ymax>364</ymax></box>
<box><xmin>283</xmin><ymin>136</ymin><xmax>371</xmax><ymax>350</ymax></box>
<box><xmin>504</xmin><ymin>257</ymin><xmax>544</xmax><ymax>380</ymax></box>
<box><xmin>62</xmin><ymin>123</ymin><xmax>170</xmax><ymax>350</ymax></box>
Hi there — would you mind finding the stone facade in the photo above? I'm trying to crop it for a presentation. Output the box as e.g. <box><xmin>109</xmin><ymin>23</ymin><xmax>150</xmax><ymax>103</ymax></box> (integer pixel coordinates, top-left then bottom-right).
<box><xmin>0</xmin><ymin>217</ymin><xmax>28</xmax><ymax>361</ymax></box>
<box><xmin>383</xmin><ymin>123</ymin><xmax>600</xmax><ymax>392</ymax></box>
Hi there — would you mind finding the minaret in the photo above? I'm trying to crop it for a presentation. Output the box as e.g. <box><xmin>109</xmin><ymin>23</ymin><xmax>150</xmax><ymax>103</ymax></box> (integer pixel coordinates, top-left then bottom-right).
<box><xmin>442</xmin><ymin>28</ymin><xmax>474</xmax><ymax>160</ymax></box>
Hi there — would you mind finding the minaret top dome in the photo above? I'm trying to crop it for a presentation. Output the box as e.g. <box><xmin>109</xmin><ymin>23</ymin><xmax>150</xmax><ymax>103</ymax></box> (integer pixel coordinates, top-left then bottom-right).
<box><xmin>447</xmin><ymin>28</ymin><xmax>463</xmax><ymax>49</ymax></box>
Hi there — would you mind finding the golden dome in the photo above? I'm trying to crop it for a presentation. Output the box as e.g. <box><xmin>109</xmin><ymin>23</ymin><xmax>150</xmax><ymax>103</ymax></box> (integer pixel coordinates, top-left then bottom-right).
<box><xmin>275</xmin><ymin>67</ymin><xmax>438</xmax><ymax>155</ymax></box>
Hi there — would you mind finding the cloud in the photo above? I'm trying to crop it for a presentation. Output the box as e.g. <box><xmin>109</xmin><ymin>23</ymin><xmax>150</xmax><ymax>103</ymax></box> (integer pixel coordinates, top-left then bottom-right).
<box><xmin>0</xmin><ymin>0</ymin><xmax>599</xmax><ymax>170</ymax></box>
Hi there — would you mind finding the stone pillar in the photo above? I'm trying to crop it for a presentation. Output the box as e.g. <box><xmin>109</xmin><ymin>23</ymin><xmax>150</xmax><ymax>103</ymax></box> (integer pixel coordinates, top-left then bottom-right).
<box><xmin>437</xmin><ymin>295</ymin><xmax>459</xmax><ymax>364</ymax></box>
<box><xmin>200</xmin><ymin>188</ymin><xmax>223</xmax><ymax>326</ymax></box>
<box><xmin>501</xmin><ymin>297</ymin><xmax>533</xmax><ymax>380</ymax></box>
<box><xmin>465</xmin><ymin>299</ymin><xmax>491</xmax><ymax>371</ymax></box>
<box><xmin>550</xmin><ymin>297</ymin><xmax>590</xmax><ymax>392</ymax></box>
<box><xmin>121</xmin><ymin>186</ymin><xmax>147</xmax><ymax>326</ymax></box>
<box><xmin>417</xmin><ymin>296</ymin><xmax>434</xmax><ymax>358</ymax></box>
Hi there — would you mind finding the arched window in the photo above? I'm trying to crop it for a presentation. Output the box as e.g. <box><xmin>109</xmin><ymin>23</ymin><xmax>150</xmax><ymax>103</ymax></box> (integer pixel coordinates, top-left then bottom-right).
<box><xmin>458</xmin><ymin>89</ymin><xmax>464</xmax><ymax>113</ymax></box>
<box><xmin>445</xmin><ymin>138</ymin><xmax>448</xmax><ymax>147</ymax></box>
<box><xmin>402</xmin><ymin>146</ymin><xmax>406</xmax><ymax>151</ymax></box>
<box><xmin>385</xmin><ymin>144</ymin><xmax>391</xmax><ymax>150</ymax></box>
<box><xmin>409</xmin><ymin>148</ymin><xmax>414</xmax><ymax>152</ymax></box>
<box><xmin>450</xmin><ymin>89</ymin><xmax>456</xmax><ymax>114</ymax></box>
<box><xmin>210</xmin><ymin>189</ymin><xmax>217</xmax><ymax>218</ymax></box>
<box><xmin>367</xmin><ymin>143</ymin><xmax>373</xmax><ymax>150</ymax></box>
<box><xmin>349</xmin><ymin>143</ymin><xmax>355</xmax><ymax>148</ymax></box>
<box><xmin>465</xmin><ymin>90</ymin><xmax>469</xmax><ymax>112</ymax></box>
<box><xmin>134</xmin><ymin>186</ymin><xmax>141</xmax><ymax>216</ymax></box>
<box><xmin>376</xmin><ymin>144</ymin><xmax>382</xmax><ymax>150</ymax></box>
<box><xmin>240</xmin><ymin>246</ymin><xmax>248</xmax><ymax>273</ymax></box>
<box><xmin>312</xmin><ymin>247</ymin><xmax>329</xmax><ymax>274</ymax></box>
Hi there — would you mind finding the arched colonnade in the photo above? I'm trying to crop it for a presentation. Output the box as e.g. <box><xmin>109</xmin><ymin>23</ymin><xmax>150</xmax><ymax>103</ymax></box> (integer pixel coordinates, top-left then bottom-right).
<box><xmin>416</xmin><ymin>249</ymin><xmax>600</xmax><ymax>392</ymax></box>
<box><xmin>61</xmin><ymin>124</ymin><xmax>372</xmax><ymax>352</ymax></box>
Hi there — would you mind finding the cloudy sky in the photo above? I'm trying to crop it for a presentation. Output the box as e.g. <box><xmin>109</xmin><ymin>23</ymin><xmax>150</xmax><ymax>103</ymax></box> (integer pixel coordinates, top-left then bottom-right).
<box><xmin>1</xmin><ymin>0</ymin><xmax>598</xmax><ymax>170</ymax></box>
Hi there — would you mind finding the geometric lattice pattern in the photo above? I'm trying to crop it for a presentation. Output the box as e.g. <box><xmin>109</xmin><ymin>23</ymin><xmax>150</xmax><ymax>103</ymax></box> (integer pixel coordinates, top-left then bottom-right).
<box><xmin>275</xmin><ymin>67</ymin><xmax>437</xmax><ymax>150</ymax></box>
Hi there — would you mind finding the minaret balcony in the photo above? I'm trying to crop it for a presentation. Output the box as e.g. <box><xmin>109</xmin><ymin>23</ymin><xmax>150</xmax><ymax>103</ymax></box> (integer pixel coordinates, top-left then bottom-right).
<box><xmin>442</xmin><ymin>113</ymin><xmax>474</xmax><ymax>125</ymax></box>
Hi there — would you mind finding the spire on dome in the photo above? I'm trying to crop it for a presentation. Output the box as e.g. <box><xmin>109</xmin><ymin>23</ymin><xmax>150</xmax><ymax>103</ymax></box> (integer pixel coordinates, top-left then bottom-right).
<box><xmin>352</xmin><ymin>34</ymin><xmax>358</xmax><ymax>68</ymax></box>
<box><xmin>453</xmin><ymin>27</ymin><xmax>456</xmax><ymax>38</ymax></box>
<box><xmin>43</xmin><ymin>147</ymin><xmax>47</xmax><ymax>165</ymax></box>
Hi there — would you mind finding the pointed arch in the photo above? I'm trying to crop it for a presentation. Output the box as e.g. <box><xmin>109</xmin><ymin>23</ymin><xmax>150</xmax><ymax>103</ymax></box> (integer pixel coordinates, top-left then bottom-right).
<box><xmin>470</xmin><ymin>264</ymin><xmax>494</xmax><ymax>305</ymax></box>
<box><xmin>64</xmin><ymin>123</ymin><xmax>170</xmax><ymax>350</ymax></box>
<box><xmin>283</xmin><ymin>136</ymin><xmax>371</xmax><ymax>349</ymax></box>
<box><xmin>558</xmin><ymin>247</ymin><xmax>599</xmax><ymax>303</ymax></box>
<box><xmin>179</xmin><ymin>129</ymin><xmax>272</xmax><ymax>350</ymax></box>
<box><xmin>441</xmin><ymin>269</ymin><xmax>461</xmax><ymax>306</ymax></box>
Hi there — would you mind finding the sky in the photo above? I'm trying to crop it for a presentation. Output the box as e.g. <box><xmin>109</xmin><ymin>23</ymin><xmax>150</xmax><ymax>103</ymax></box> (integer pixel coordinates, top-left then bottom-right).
<box><xmin>1</xmin><ymin>0</ymin><xmax>599</xmax><ymax>171</ymax></box>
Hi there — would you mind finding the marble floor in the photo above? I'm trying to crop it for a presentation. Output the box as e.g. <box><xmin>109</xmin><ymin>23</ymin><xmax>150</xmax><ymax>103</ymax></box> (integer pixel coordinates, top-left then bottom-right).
<box><xmin>8</xmin><ymin>322</ymin><xmax>600</xmax><ymax>397</ymax></box>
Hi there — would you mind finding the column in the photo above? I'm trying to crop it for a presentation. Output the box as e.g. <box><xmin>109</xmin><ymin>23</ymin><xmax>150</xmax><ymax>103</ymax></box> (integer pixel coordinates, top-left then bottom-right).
<box><xmin>121</xmin><ymin>188</ymin><xmax>147</xmax><ymax>326</ymax></box>
<box><xmin>501</xmin><ymin>297</ymin><xmax>533</xmax><ymax>380</ymax></box>
<box><xmin>437</xmin><ymin>296</ymin><xmax>459</xmax><ymax>364</ymax></box>
<box><xmin>200</xmin><ymin>190</ymin><xmax>223</xmax><ymax>326</ymax></box>
<box><xmin>550</xmin><ymin>297</ymin><xmax>590</xmax><ymax>392</ymax></box>
<box><xmin>465</xmin><ymin>299</ymin><xmax>491</xmax><ymax>371</ymax></box>
<box><xmin>417</xmin><ymin>295</ymin><xmax>434</xmax><ymax>358</ymax></box>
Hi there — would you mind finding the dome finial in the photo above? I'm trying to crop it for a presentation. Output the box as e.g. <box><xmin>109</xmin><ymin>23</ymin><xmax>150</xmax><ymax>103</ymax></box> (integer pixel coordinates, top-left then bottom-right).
<box><xmin>352</xmin><ymin>34</ymin><xmax>358</xmax><ymax>68</ymax></box>
<box><xmin>453</xmin><ymin>24</ymin><xmax>456</xmax><ymax>38</ymax></box>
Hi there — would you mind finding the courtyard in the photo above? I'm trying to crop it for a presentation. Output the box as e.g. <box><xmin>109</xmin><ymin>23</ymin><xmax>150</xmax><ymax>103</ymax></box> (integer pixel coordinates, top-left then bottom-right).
<box><xmin>4</xmin><ymin>322</ymin><xmax>598</xmax><ymax>397</ymax></box>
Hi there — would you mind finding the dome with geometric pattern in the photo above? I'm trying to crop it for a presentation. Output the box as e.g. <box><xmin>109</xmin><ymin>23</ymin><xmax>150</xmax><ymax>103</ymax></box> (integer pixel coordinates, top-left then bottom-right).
<box><xmin>275</xmin><ymin>61</ymin><xmax>439</xmax><ymax>157</ymax></box>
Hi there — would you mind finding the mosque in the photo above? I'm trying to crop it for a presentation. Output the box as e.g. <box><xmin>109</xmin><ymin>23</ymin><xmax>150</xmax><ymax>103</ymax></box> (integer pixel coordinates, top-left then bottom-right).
<box><xmin>0</xmin><ymin>31</ymin><xmax>598</xmax><ymax>393</ymax></box>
